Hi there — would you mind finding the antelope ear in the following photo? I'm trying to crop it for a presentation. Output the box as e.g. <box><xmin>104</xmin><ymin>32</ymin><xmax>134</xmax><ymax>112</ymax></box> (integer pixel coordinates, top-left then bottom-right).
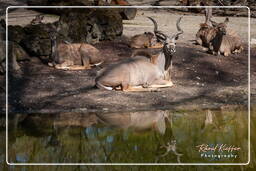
<box><xmin>224</xmin><ymin>17</ymin><xmax>229</xmax><ymax>24</ymax></box>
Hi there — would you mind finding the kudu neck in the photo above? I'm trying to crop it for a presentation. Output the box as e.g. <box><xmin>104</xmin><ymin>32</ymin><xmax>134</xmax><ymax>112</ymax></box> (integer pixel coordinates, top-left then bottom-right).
<box><xmin>154</xmin><ymin>44</ymin><xmax>173</xmax><ymax>72</ymax></box>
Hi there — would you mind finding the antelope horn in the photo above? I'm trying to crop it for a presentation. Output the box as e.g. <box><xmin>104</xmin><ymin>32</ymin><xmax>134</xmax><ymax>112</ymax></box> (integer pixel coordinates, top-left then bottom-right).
<box><xmin>171</xmin><ymin>16</ymin><xmax>184</xmax><ymax>41</ymax></box>
<box><xmin>205</xmin><ymin>8</ymin><xmax>212</xmax><ymax>24</ymax></box>
<box><xmin>147</xmin><ymin>17</ymin><xmax>158</xmax><ymax>33</ymax></box>
<box><xmin>147</xmin><ymin>16</ymin><xmax>168</xmax><ymax>41</ymax></box>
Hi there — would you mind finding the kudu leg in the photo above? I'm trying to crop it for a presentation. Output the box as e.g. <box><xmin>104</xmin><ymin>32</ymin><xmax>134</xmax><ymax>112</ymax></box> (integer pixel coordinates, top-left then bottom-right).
<box><xmin>55</xmin><ymin>62</ymin><xmax>91</xmax><ymax>70</ymax></box>
<box><xmin>122</xmin><ymin>84</ymin><xmax>158</xmax><ymax>92</ymax></box>
<box><xmin>148</xmin><ymin>79</ymin><xmax>174</xmax><ymax>88</ymax></box>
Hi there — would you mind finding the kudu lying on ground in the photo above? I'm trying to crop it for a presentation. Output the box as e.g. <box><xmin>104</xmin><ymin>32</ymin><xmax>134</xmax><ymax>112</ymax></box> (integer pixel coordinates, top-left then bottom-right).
<box><xmin>209</xmin><ymin>18</ymin><xmax>243</xmax><ymax>56</ymax></box>
<box><xmin>48</xmin><ymin>25</ymin><xmax>103</xmax><ymax>70</ymax></box>
<box><xmin>95</xmin><ymin>16</ymin><xmax>183</xmax><ymax>91</ymax></box>
<box><xmin>195</xmin><ymin>8</ymin><xmax>243</xmax><ymax>56</ymax></box>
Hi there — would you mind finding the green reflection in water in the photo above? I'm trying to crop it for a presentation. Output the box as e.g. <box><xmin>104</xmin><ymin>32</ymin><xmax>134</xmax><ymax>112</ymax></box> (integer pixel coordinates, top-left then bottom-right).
<box><xmin>0</xmin><ymin>106</ymin><xmax>254</xmax><ymax>170</ymax></box>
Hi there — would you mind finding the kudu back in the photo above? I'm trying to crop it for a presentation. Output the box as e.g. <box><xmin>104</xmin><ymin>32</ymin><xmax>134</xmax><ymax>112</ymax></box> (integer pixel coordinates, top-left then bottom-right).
<box><xmin>95</xmin><ymin>16</ymin><xmax>184</xmax><ymax>91</ymax></box>
<box><xmin>48</xmin><ymin>24</ymin><xmax>103</xmax><ymax>70</ymax></box>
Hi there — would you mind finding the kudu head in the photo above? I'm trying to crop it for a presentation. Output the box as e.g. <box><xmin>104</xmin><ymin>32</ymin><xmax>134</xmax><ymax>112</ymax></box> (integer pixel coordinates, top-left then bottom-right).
<box><xmin>147</xmin><ymin>16</ymin><xmax>184</xmax><ymax>71</ymax></box>
<box><xmin>210</xmin><ymin>17</ymin><xmax>229</xmax><ymax>35</ymax></box>
<box><xmin>147</xmin><ymin>16</ymin><xmax>184</xmax><ymax>54</ymax></box>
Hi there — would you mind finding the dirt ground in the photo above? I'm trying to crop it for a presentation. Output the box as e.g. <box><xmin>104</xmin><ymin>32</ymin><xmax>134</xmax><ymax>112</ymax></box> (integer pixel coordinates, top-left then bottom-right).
<box><xmin>0</xmin><ymin>8</ymin><xmax>255</xmax><ymax>114</ymax></box>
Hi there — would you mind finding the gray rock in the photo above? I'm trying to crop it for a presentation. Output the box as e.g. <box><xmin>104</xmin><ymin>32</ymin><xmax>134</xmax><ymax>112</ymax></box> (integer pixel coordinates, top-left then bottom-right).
<box><xmin>0</xmin><ymin>41</ymin><xmax>30</xmax><ymax>73</ymax></box>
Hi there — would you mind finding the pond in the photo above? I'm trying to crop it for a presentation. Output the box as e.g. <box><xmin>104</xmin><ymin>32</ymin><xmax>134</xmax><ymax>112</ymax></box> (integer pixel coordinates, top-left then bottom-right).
<box><xmin>0</xmin><ymin>106</ymin><xmax>250</xmax><ymax>166</ymax></box>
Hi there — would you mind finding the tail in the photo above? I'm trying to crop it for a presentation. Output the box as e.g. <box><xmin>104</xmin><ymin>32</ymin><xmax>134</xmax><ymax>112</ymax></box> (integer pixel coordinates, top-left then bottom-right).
<box><xmin>95</xmin><ymin>81</ymin><xmax>113</xmax><ymax>91</ymax></box>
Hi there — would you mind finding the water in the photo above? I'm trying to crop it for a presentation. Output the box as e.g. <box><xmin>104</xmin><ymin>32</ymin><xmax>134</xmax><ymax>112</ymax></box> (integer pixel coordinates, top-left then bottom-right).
<box><xmin>0</xmin><ymin>107</ymin><xmax>250</xmax><ymax>166</ymax></box>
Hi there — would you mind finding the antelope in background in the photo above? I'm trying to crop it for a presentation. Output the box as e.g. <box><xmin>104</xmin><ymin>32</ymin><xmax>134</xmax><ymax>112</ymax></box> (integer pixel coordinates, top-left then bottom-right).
<box><xmin>195</xmin><ymin>8</ymin><xmax>243</xmax><ymax>56</ymax></box>
<box><xmin>130</xmin><ymin>31</ymin><xmax>157</xmax><ymax>49</ymax></box>
<box><xmin>95</xmin><ymin>16</ymin><xmax>184</xmax><ymax>91</ymax></box>
<box><xmin>48</xmin><ymin>24</ymin><xmax>103</xmax><ymax>70</ymax></box>
<box><xmin>209</xmin><ymin>18</ymin><xmax>243</xmax><ymax>56</ymax></box>
<box><xmin>129</xmin><ymin>17</ymin><xmax>165</xmax><ymax>49</ymax></box>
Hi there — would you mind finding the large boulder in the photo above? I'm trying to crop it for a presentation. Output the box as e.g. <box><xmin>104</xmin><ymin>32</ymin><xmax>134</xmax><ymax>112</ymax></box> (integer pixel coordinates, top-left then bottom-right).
<box><xmin>27</xmin><ymin>0</ymin><xmax>137</xmax><ymax>20</ymax></box>
<box><xmin>0</xmin><ymin>41</ymin><xmax>30</xmax><ymax>73</ymax></box>
<box><xmin>20</xmin><ymin>23</ymin><xmax>57</xmax><ymax>56</ymax></box>
<box><xmin>58</xmin><ymin>8</ymin><xmax>123</xmax><ymax>44</ymax></box>
<box><xmin>8</xmin><ymin>8</ymin><xmax>123</xmax><ymax>57</ymax></box>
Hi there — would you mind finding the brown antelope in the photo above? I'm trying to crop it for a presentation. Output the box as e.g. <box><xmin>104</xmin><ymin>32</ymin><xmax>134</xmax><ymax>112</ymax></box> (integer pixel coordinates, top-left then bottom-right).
<box><xmin>209</xmin><ymin>18</ymin><xmax>243</xmax><ymax>56</ymax></box>
<box><xmin>195</xmin><ymin>8</ymin><xmax>243</xmax><ymax>56</ymax></box>
<box><xmin>130</xmin><ymin>32</ymin><xmax>156</xmax><ymax>49</ymax></box>
<box><xmin>48</xmin><ymin>25</ymin><xmax>103</xmax><ymax>70</ymax></box>
<box><xmin>195</xmin><ymin>8</ymin><xmax>215</xmax><ymax>47</ymax></box>
<box><xmin>95</xmin><ymin>16</ymin><xmax>184</xmax><ymax>91</ymax></box>
<box><xmin>129</xmin><ymin>17</ymin><xmax>165</xmax><ymax>49</ymax></box>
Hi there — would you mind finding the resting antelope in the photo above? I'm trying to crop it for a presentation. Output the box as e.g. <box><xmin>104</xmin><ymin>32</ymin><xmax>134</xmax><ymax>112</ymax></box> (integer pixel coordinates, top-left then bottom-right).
<box><xmin>48</xmin><ymin>26</ymin><xmax>103</xmax><ymax>70</ymax></box>
<box><xmin>95</xmin><ymin>16</ymin><xmax>184</xmax><ymax>91</ymax></box>
<box><xmin>195</xmin><ymin>8</ymin><xmax>214</xmax><ymax>47</ymax></box>
<box><xmin>195</xmin><ymin>8</ymin><xmax>242</xmax><ymax>56</ymax></box>
<box><xmin>129</xmin><ymin>17</ymin><xmax>164</xmax><ymax>49</ymax></box>
<box><xmin>130</xmin><ymin>32</ymin><xmax>157</xmax><ymax>49</ymax></box>
<box><xmin>209</xmin><ymin>18</ymin><xmax>243</xmax><ymax>56</ymax></box>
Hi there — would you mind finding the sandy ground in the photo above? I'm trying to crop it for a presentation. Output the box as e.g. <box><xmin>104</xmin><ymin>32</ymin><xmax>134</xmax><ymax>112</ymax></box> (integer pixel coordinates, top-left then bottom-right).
<box><xmin>0</xmin><ymin>8</ymin><xmax>255</xmax><ymax>114</ymax></box>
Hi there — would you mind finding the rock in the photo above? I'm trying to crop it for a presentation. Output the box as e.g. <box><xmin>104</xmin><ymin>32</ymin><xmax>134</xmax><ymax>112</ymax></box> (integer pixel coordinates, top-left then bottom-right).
<box><xmin>0</xmin><ymin>19</ymin><xmax>5</xmax><ymax>41</ymax></box>
<box><xmin>58</xmin><ymin>8</ymin><xmax>123</xmax><ymax>43</ymax></box>
<box><xmin>8</xmin><ymin>25</ymin><xmax>26</xmax><ymax>43</ymax></box>
<box><xmin>27</xmin><ymin>0</ymin><xmax>136</xmax><ymax>20</ymax></box>
<box><xmin>120</xmin><ymin>8</ymin><xmax>137</xmax><ymax>20</ymax></box>
<box><xmin>0</xmin><ymin>41</ymin><xmax>30</xmax><ymax>73</ymax></box>
<box><xmin>8</xmin><ymin>23</ymin><xmax>56</xmax><ymax>58</ymax></box>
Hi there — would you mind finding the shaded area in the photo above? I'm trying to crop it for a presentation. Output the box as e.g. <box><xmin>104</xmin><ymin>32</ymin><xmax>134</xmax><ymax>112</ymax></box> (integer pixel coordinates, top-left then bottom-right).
<box><xmin>0</xmin><ymin>41</ymin><xmax>249</xmax><ymax>114</ymax></box>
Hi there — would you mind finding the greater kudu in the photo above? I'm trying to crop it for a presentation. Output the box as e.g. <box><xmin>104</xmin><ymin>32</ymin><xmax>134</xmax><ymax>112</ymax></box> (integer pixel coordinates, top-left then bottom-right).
<box><xmin>95</xmin><ymin>16</ymin><xmax>184</xmax><ymax>91</ymax></box>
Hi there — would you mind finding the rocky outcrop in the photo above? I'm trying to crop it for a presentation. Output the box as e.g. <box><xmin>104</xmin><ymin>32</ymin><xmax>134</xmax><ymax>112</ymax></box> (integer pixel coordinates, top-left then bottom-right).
<box><xmin>58</xmin><ymin>8</ymin><xmax>123</xmax><ymax>44</ymax></box>
<box><xmin>7</xmin><ymin>8</ymin><xmax>123</xmax><ymax>57</ymax></box>
<box><xmin>0</xmin><ymin>20</ymin><xmax>30</xmax><ymax>73</ymax></box>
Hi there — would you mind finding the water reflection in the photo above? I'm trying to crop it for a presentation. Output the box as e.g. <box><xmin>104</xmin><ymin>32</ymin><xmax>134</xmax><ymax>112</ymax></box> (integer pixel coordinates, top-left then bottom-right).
<box><xmin>0</xmin><ymin>108</ymin><xmax>249</xmax><ymax>164</ymax></box>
